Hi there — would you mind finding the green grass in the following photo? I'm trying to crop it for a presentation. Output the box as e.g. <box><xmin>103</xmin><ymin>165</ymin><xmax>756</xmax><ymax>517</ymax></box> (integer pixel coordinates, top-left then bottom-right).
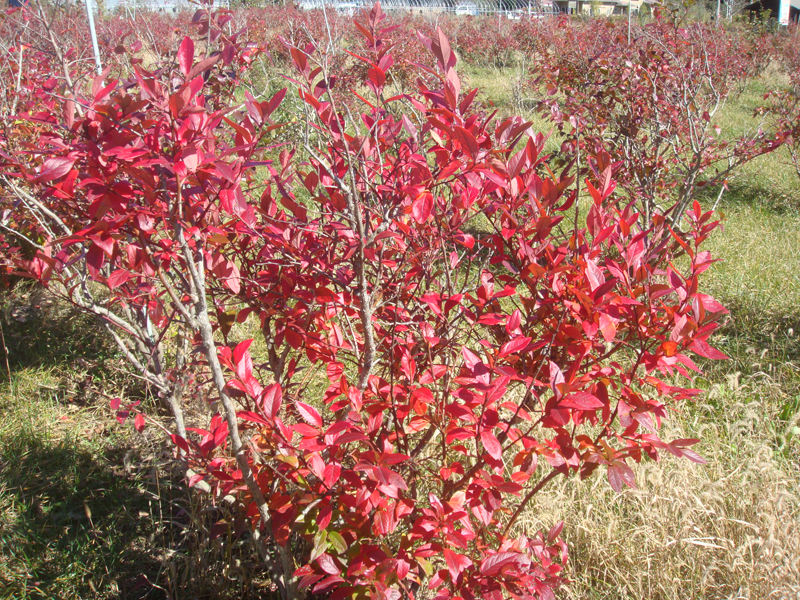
<box><xmin>0</xmin><ymin>291</ymin><xmax>173</xmax><ymax>599</ymax></box>
<box><xmin>0</xmin><ymin>368</ymin><xmax>169</xmax><ymax>599</ymax></box>
<box><xmin>708</xmin><ymin>62</ymin><xmax>800</xmax><ymax>213</ymax></box>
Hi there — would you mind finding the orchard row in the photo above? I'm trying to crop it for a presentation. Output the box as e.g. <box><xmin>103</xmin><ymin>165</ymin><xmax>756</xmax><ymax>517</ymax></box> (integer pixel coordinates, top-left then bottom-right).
<box><xmin>0</xmin><ymin>3</ymin><xmax>797</xmax><ymax>600</ymax></box>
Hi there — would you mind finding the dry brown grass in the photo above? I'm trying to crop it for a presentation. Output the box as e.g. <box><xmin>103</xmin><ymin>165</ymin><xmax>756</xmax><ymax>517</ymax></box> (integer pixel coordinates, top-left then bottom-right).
<box><xmin>519</xmin><ymin>373</ymin><xmax>800</xmax><ymax>600</ymax></box>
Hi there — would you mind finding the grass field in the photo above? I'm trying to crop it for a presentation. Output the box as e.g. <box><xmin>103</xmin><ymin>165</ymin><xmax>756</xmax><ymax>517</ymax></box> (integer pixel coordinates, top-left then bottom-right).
<box><xmin>1</xmin><ymin>54</ymin><xmax>799</xmax><ymax>600</ymax></box>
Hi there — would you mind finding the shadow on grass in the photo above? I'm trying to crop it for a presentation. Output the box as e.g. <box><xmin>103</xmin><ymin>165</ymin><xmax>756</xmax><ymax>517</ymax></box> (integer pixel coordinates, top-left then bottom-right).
<box><xmin>1</xmin><ymin>286</ymin><xmax>116</xmax><ymax>374</ymax></box>
<box><xmin>696</xmin><ymin>176</ymin><xmax>800</xmax><ymax>216</ymax></box>
<box><xmin>713</xmin><ymin>296</ymin><xmax>800</xmax><ymax>368</ymax></box>
<box><xmin>0</xmin><ymin>393</ymin><xmax>279</xmax><ymax>600</ymax></box>
<box><xmin>0</xmin><ymin>424</ymin><xmax>170</xmax><ymax>600</ymax></box>
<box><xmin>0</xmin><ymin>285</ymin><xmax>279</xmax><ymax>599</ymax></box>
<box><xmin>0</xmin><ymin>286</ymin><xmax>157</xmax><ymax>411</ymax></box>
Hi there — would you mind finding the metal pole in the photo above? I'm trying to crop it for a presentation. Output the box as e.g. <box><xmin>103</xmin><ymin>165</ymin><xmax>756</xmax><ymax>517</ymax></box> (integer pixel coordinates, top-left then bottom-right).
<box><xmin>627</xmin><ymin>0</ymin><xmax>632</xmax><ymax>44</ymax></box>
<box><xmin>83</xmin><ymin>0</ymin><xmax>102</xmax><ymax>76</ymax></box>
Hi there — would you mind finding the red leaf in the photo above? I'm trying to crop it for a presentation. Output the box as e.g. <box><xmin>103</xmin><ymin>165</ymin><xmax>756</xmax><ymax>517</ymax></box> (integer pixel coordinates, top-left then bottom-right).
<box><xmin>367</xmin><ymin>66</ymin><xmax>385</xmax><ymax>89</ymax></box>
<box><xmin>185</xmin><ymin>53</ymin><xmax>220</xmax><ymax>81</ymax></box>
<box><xmin>375</xmin><ymin>466</ymin><xmax>408</xmax><ymax>490</ymax></box>
<box><xmin>453</xmin><ymin>231</ymin><xmax>475</xmax><ymax>249</ymax></box>
<box><xmin>679</xmin><ymin>448</ymin><xmax>707</xmax><ymax>464</ymax></box>
<box><xmin>498</xmin><ymin>336</ymin><xmax>531</xmax><ymax>358</ymax></box>
<box><xmin>91</xmin><ymin>233</ymin><xmax>115</xmax><ymax>257</ymax></box>
<box><xmin>443</xmin><ymin>548</ymin><xmax>472</xmax><ymax>581</ymax></box>
<box><xmin>107</xmin><ymin>269</ymin><xmax>133</xmax><ymax>290</ymax></box>
<box><xmin>312</xmin><ymin>575</ymin><xmax>344</xmax><ymax>594</ymax></box>
<box><xmin>549</xmin><ymin>361</ymin><xmax>565</xmax><ymax>391</ymax></box>
<box><xmin>317</xmin><ymin>554</ymin><xmax>340</xmax><ymax>576</ymax></box>
<box><xmin>323</xmin><ymin>463</ymin><xmax>341</xmax><ymax>488</ymax></box>
<box><xmin>506</xmin><ymin>309</ymin><xmax>521</xmax><ymax>334</ymax></box>
<box><xmin>454</xmin><ymin>126</ymin><xmax>478</xmax><ymax>155</ymax></box>
<box><xmin>547</xmin><ymin>520</ymin><xmax>565</xmax><ymax>542</ymax></box>
<box><xmin>294</xmin><ymin>423</ymin><xmax>320</xmax><ymax>437</ymax></box>
<box><xmin>237</xmin><ymin>411</ymin><xmax>270</xmax><ymax>426</ymax></box>
<box><xmin>607</xmin><ymin>461</ymin><xmax>636</xmax><ymax>492</ymax></box>
<box><xmin>266</xmin><ymin>87</ymin><xmax>287</xmax><ymax>118</ymax></box>
<box><xmin>170</xmin><ymin>434</ymin><xmax>190</xmax><ymax>453</ymax></box>
<box><xmin>234</xmin><ymin>343</ymin><xmax>253</xmax><ymax>383</ymax></box>
<box><xmin>92</xmin><ymin>75</ymin><xmax>116</xmax><ymax>102</ymax></box>
<box><xmin>244</xmin><ymin>90</ymin><xmax>263</xmax><ymax>125</ymax></box>
<box><xmin>697</xmin><ymin>293</ymin><xmax>726</xmax><ymax>314</ymax></box>
<box><xmin>671</xmin><ymin>438</ymin><xmax>700</xmax><ymax>448</ymax></box>
<box><xmin>436</xmin><ymin>27</ymin><xmax>456</xmax><ymax>69</ymax></box>
<box><xmin>233</xmin><ymin>339</ymin><xmax>253</xmax><ymax>365</ymax></box>
<box><xmin>260</xmin><ymin>384</ymin><xmax>282</xmax><ymax>421</ymax></box>
<box><xmin>35</xmin><ymin>157</ymin><xmax>75</xmax><ymax>183</ymax></box>
<box><xmin>64</xmin><ymin>97</ymin><xmax>75</xmax><ymax>130</ymax></box>
<box><xmin>560</xmin><ymin>392</ymin><xmax>604</xmax><ymax>410</ymax></box>
<box><xmin>134</xmin><ymin>412</ymin><xmax>146</xmax><ymax>432</ymax></box>
<box><xmin>412</xmin><ymin>193</ymin><xmax>433</xmax><ymax>224</ymax></box>
<box><xmin>178</xmin><ymin>36</ymin><xmax>194</xmax><ymax>77</ymax></box>
<box><xmin>461</xmin><ymin>347</ymin><xmax>482</xmax><ymax>369</ymax></box>
<box><xmin>480</xmin><ymin>429</ymin><xmax>502</xmax><ymax>460</ymax></box>
<box><xmin>302</xmin><ymin>574</ymin><xmax>325</xmax><ymax>592</ymax></box>
<box><xmin>296</xmin><ymin>401</ymin><xmax>323</xmax><ymax>427</ymax></box>
<box><xmin>481</xmin><ymin>552</ymin><xmax>527</xmax><ymax>577</ymax></box>
<box><xmin>85</xmin><ymin>244</ymin><xmax>105</xmax><ymax>274</ymax></box>
<box><xmin>689</xmin><ymin>339</ymin><xmax>729</xmax><ymax>360</ymax></box>
<box><xmin>309</xmin><ymin>453</ymin><xmax>325</xmax><ymax>480</ymax></box>
<box><xmin>586</xmin><ymin>258</ymin><xmax>605</xmax><ymax>292</ymax></box>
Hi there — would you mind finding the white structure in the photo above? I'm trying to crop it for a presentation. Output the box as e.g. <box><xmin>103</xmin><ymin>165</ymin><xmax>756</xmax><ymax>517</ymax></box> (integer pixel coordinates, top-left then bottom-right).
<box><xmin>779</xmin><ymin>0</ymin><xmax>800</xmax><ymax>24</ymax></box>
<box><xmin>298</xmin><ymin>0</ymin><xmax>559</xmax><ymax>15</ymax></box>
<box><xmin>103</xmin><ymin>0</ymin><xmax>228</xmax><ymax>14</ymax></box>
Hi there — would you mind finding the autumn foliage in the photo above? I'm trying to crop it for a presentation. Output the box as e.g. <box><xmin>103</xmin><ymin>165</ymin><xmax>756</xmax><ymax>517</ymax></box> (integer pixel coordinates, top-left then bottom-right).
<box><xmin>531</xmin><ymin>12</ymin><xmax>778</xmax><ymax>224</ymax></box>
<box><xmin>0</xmin><ymin>3</ymin><xmax>752</xmax><ymax>599</ymax></box>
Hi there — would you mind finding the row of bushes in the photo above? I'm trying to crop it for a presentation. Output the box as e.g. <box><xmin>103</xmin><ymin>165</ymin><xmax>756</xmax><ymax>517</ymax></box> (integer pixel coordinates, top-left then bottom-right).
<box><xmin>0</xmin><ymin>2</ymin><xmax>797</xmax><ymax>599</ymax></box>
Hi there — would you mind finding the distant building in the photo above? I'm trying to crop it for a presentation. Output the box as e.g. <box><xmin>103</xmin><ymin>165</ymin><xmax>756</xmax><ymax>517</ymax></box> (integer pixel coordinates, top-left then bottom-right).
<box><xmin>739</xmin><ymin>0</ymin><xmax>799</xmax><ymax>21</ymax></box>
<box><xmin>551</xmin><ymin>0</ymin><xmax>644</xmax><ymax>15</ymax></box>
